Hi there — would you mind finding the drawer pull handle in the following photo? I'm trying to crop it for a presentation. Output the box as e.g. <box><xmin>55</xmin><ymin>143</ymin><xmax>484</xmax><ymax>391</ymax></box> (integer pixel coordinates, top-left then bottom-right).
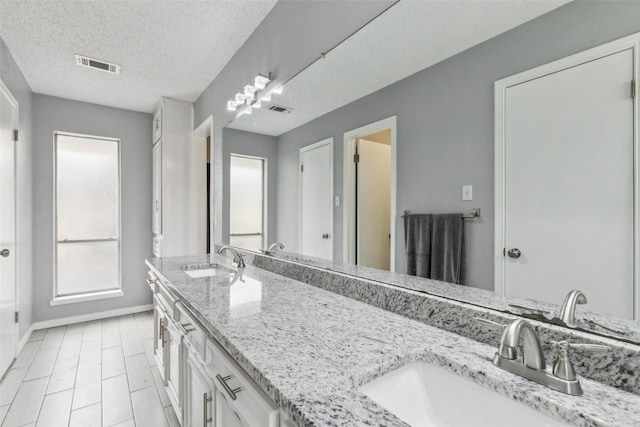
<box><xmin>203</xmin><ymin>392</ymin><xmax>212</xmax><ymax>424</ymax></box>
<box><xmin>159</xmin><ymin>318</ymin><xmax>165</xmax><ymax>347</ymax></box>
<box><xmin>180</xmin><ymin>322</ymin><xmax>196</xmax><ymax>334</ymax></box>
<box><xmin>216</xmin><ymin>374</ymin><xmax>241</xmax><ymax>400</ymax></box>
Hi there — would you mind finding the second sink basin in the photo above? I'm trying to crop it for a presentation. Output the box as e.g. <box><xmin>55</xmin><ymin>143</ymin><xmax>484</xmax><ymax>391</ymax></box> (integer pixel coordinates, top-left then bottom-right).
<box><xmin>182</xmin><ymin>263</ymin><xmax>234</xmax><ymax>278</ymax></box>
<box><xmin>359</xmin><ymin>361</ymin><xmax>568</xmax><ymax>427</ymax></box>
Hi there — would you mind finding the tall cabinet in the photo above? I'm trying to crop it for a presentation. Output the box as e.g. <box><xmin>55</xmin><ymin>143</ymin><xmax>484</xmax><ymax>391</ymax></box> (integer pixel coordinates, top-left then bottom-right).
<box><xmin>152</xmin><ymin>98</ymin><xmax>195</xmax><ymax>257</ymax></box>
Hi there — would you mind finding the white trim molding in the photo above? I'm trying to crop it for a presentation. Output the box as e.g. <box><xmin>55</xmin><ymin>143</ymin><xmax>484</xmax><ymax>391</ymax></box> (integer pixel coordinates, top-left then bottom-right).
<box><xmin>50</xmin><ymin>289</ymin><xmax>124</xmax><ymax>306</ymax></box>
<box><xmin>33</xmin><ymin>304</ymin><xmax>153</xmax><ymax>332</ymax></box>
<box><xmin>494</xmin><ymin>32</ymin><xmax>639</xmax><ymax>319</ymax></box>
<box><xmin>342</xmin><ymin>116</ymin><xmax>397</xmax><ymax>271</ymax></box>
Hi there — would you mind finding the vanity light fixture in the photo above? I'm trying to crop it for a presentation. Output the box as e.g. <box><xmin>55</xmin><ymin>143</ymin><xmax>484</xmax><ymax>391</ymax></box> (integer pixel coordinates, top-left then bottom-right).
<box><xmin>228</xmin><ymin>73</ymin><xmax>283</xmax><ymax>117</ymax></box>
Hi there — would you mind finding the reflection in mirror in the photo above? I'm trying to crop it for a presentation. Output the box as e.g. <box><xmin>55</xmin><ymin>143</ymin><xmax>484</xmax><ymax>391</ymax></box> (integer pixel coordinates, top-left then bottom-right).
<box><xmin>220</xmin><ymin>1</ymin><xmax>640</xmax><ymax>343</ymax></box>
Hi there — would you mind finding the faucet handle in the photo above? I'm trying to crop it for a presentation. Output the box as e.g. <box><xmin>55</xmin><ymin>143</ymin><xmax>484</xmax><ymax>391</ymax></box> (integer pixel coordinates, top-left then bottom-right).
<box><xmin>551</xmin><ymin>340</ymin><xmax>610</xmax><ymax>381</ymax></box>
<box><xmin>551</xmin><ymin>340</ymin><xmax>611</xmax><ymax>353</ymax></box>
<box><xmin>473</xmin><ymin>317</ymin><xmax>507</xmax><ymax>329</ymax></box>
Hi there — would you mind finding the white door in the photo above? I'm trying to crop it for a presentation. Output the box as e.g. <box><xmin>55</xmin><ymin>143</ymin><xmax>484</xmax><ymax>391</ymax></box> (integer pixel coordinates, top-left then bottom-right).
<box><xmin>300</xmin><ymin>139</ymin><xmax>333</xmax><ymax>260</ymax></box>
<box><xmin>0</xmin><ymin>81</ymin><xmax>17</xmax><ymax>376</ymax></box>
<box><xmin>357</xmin><ymin>139</ymin><xmax>391</xmax><ymax>270</ymax></box>
<box><xmin>503</xmin><ymin>48</ymin><xmax>634</xmax><ymax>318</ymax></box>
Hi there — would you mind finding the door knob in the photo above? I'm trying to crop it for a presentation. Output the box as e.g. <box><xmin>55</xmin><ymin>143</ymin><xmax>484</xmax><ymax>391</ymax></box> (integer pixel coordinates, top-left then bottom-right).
<box><xmin>507</xmin><ymin>248</ymin><xmax>521</xmax><ymax>259</ymax></box>
<box><xmin>1</xmin><ymin>249</ymin><xmax>9</xmax><ymax>257</ymax></box>
<box><xmin>321</xmin><ymin>233</ymin><xmax>329</xmax><ymax>239</ymax></box>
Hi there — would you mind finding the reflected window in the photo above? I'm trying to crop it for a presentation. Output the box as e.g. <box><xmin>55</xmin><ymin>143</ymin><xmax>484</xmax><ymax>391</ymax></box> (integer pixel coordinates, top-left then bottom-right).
<box><xmin>229</xmin><ymin>155</ymin><xmax>265</xmax><ymax>252</ymax></box>
<box><xmin>55</xmin><ymin>133</ymin><xmax>120</xmax><ymax>296</ymax></box>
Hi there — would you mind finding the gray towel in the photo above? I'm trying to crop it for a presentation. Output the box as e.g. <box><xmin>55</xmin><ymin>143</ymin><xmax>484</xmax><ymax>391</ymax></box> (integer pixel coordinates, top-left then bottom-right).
<box><xmin>404</xmin><ymin>213</ymin><xmax>465</xmax><ymax>284</ymax></box>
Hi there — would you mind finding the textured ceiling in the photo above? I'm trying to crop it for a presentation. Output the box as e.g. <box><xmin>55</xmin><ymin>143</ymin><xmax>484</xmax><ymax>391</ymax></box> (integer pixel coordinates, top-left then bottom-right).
<box><xmin>227</xmin><ymin>0</ymin><xmax>570</xmax><ymax>136</ymax></box>
<box><xmin>0</xmin><ymin>0</ymin><xmax>277</xmax><ymax>112</ymax></box>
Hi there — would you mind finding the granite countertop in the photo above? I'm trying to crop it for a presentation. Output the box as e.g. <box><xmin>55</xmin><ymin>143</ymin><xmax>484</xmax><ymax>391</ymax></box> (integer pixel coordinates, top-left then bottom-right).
<box><xmin>146</xmin><ymin>254</ymin><xmax>640</xmax><ymax>427</ymax></box>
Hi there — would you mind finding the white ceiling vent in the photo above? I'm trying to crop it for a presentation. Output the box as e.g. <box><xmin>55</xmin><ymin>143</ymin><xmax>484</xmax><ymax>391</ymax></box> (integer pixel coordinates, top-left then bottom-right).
<box><xmin>75</xmin><ymin>54</ymin><xmax>121</xmax><ymax>75</ymax></box>
<box><xmin>267</xmin><ymin>104</ymin><xmax>294</xmax><ymax>114</ymax></box>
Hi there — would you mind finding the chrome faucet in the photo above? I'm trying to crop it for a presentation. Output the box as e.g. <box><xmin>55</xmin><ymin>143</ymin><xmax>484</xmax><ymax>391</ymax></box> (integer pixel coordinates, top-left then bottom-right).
<box><xmin>477</xmin><ymin>317</ymin><xmax>610</xmax><ymax>395</ymax></box>
<box><xmin>217</xmin><ymin>246</ymin><xmax>245</xmax><ymax>268</ymax></box>
<box><xmin>261</xmin><ymin>242</ymin><xmax>284</xmax><ymax>256</ymax></box>
<box><xmin>559</xmin><ymin>290</ymin><xmax>587</xmax><ymax>327</ymax></box>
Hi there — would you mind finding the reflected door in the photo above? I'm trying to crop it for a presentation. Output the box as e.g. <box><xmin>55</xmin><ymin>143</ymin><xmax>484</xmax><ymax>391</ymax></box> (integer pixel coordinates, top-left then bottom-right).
<box><xmin>300</xmin><ymin>139</ymin><xmax>333</xmax><ymax>260</ymax></box>
<box><xmin>357</xmin><ymin>138</ymin><xmax>391</xmax><ymax>270</ymax></box>
<box><xmin>504</xmin><ymin>48</ymin><xmax>634</xmax><ymax>318</ymax></box>
<box><xmin>0</xmin><ymin>81</ymin><xmax>17</xmax><ymax>376</ymax></box>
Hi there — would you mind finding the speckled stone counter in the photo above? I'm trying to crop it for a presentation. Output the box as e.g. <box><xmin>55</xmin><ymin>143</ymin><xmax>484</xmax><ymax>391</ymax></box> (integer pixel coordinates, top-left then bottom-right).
<box><xmin>146</xmin><ymin>254</ymin><xmax>640</xmax><ymax>427</ymax></box>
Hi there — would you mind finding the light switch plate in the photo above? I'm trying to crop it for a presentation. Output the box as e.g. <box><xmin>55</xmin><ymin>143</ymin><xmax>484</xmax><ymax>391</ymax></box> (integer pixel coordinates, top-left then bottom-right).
<box><xmin>462</xmin><ymin>185</ymin><xmax>473</xmax><ymax>201</ymax></box>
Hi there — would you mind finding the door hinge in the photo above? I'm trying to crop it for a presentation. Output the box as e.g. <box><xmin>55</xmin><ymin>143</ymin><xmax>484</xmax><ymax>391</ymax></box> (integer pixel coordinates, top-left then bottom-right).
<box><xmin>13</xmin><ymin>129</ymin><xmax>19</xmax><ymax>142</ymax></box>
<box><xmin>503</xmin><ymin>248</ymin><xmax>506</xmax><ymax>257</ymax></box>
<box><xmin>632</xmin><ymin>79</ymin><xmax>636</xmax><ymax>99</ymax></box>
<box><xmin>15</xmin><ymin>311</ymin><xmax>19</xmax><ymax>323</ymax></box>
<box><xmin>300</xmin><ymin>164</ymin><xmax>304</xmax><ymax>172</ymax></box>
<box><xmin>353</xmin><ymin>153</ymin><xmax>360</xmax><ymax>163</ymax></box>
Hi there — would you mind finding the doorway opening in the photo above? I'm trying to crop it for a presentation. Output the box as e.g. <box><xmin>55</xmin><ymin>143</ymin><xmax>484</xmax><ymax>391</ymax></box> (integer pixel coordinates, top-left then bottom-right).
<box><xmin>343</xmin><ymin>116</ymin><xmax>397</xmax><ymax>271</ymax></box>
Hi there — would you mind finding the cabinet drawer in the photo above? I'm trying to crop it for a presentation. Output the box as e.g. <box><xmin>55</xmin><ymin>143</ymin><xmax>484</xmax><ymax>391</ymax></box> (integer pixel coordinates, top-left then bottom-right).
<box><xmin>153</xmin><ymin>108</ymin><xmax>162</xmax><ymax>142</ymax></box>
<box><xmin>206</xmin><ymin>338</ymin><xmax>279</xmax><ymax>427</ymax></box>
<box><xmin>176</xmin><ymin>303</ymin><xmax>206</xmax><ymax>361</ymax></box>
<box><xmin>156</xmin><ymin>280</ymin><xmax>178</xmax><ymax>319</ymax></box>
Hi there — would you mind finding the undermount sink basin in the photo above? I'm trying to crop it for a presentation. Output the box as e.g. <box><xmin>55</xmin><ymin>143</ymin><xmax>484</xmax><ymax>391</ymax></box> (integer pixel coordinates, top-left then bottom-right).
<box><xmin>359</xmin><ymin>361</ymin><xmax>568</xmax><ymax>427</ymax></box>
<box><xmin>182</xmin><ymin>263</ymin><xmax>234</xmax><ymax>278</ymax></box>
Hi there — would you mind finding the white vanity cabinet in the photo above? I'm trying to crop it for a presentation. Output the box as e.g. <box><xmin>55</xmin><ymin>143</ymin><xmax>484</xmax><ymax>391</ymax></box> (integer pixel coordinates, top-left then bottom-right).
<box><xmin>149</xmin><ymin>268</ymin><xmax>283</xmax><ymax>427</ymax></box>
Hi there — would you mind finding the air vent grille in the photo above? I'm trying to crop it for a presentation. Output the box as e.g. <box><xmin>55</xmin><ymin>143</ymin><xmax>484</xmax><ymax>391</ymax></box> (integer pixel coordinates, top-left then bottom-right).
<box><xmin>75</xmin><ymin>54</ymin><xmax>121</xmax><ymax>75</ymax></box>
<box><xmin>267</xmin><ymin>104</ymin><xmax>294</xmax><ymax>114</ymax></box>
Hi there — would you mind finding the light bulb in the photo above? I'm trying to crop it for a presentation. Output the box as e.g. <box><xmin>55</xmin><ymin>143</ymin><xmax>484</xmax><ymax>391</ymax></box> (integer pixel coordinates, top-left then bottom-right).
<box><xmin>271</xmin><ymin>85</ymin><xmax>283</xmax><ymax>95</ymax></box>
<box><xmin>235</xmin><ymin>93</ymin><xmax>246</xmax><ymax>104</ymax></box>
<box><xmin>254</xmin><ymin>74</ymin><xmax>270</xmax><ymax>90</ymax></box>
<box><xmin>244</xmin><ymin>85</ymin><xmax>257</xmax><ymax>99</ymax></box>
<box><xmin>227</xmin><ymin>100</ymin><xmax>237</xmax><ymax>111</ymax></box>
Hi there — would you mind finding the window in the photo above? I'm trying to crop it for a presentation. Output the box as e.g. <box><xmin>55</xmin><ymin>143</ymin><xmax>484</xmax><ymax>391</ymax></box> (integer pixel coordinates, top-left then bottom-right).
<box><xmin>54</xmin><ymin>133</ymin><xmax>120</xmax><ymax>302</ymax></box>
<box><xmin>229</xmin><ymin>155</ymin><xmax>265</xmax><ymax>252</ymax></box>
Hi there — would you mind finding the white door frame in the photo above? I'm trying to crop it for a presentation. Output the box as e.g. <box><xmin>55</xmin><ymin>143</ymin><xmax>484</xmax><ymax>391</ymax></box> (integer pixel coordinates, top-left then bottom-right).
<box><xmin>343</xmin><ymin>116</ymin><xmax>397</xmax><ymax>271</ymax></box>
<box><xmin>0</xmin><ymin>77</ymin><xmax>19</xmax><ymax>363</ymax></box>
<box><xmin>299</xmin><ymin>138</ymin><xmax>334</xmax><ymax>259</ymax></box>
<box><xmin>193</xmin><ymin>115</ymin><xmax>214</xmax><ymax>252</ymax></box>
<box><xmin>494</xmin><ymin>33</ymin><xmax>640</xmax><ymax>319</ymax></box>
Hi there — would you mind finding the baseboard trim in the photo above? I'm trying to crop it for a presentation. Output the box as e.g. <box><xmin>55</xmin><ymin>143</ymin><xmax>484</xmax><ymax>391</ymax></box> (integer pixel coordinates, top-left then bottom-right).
<box><xmin>30</xmin><ymin>304</ymin><xmax>154</xmax><ymax>333</ymax></box>
<box><xmin>18</xmin><ymin>324</ymin><xmax>35</xmax><ymax>354</ymax></box>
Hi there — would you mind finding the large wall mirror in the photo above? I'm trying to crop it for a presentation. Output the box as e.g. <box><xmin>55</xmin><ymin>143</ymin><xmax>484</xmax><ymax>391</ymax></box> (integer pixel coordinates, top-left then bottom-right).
<box><xmin>220</xmin><ymin>0</ymin><xmax>640</xmax><ymax>344</ymax></box>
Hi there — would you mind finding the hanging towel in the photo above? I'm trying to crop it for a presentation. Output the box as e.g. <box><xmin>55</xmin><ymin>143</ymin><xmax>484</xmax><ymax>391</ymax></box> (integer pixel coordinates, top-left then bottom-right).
<box><xmin>404</xmin><ymin>213</ymin><xmax>465</xmax><ymax>284</ymax></box>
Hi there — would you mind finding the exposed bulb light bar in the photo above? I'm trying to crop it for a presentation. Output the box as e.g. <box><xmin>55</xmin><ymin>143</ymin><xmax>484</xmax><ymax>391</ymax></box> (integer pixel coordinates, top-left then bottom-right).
<box><xmin>228</xmin><ymin>72</ymin><xmax>283</xmax><ymax>117</ymax></box>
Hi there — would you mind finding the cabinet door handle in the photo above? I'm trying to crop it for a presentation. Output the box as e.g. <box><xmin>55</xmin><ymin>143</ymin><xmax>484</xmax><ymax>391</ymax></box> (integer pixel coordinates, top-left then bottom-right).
<box><xmin>203</xmin><ymin>392</ymin><xmax>212</xmax><ymax>424</ymax></box>
<box><xmin>159</xmin><ymin>318</ymin><xmax>166</xmax><ymax>347</ymax></box>
<box><xmin>216</xmin><ymin>374</ymin><xmax>241</xmax><ymax>400</ymax></box>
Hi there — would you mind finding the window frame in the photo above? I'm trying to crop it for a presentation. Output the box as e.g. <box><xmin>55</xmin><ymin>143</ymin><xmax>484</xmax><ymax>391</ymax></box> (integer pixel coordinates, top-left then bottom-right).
<box><xmin>51</xmin><ymin>131</ymin><xmax>123</xmax><ymax>306</ymax></box>
<box><xmin>228</xmin><ymin>153</ymin><xmax>268</xmax><ymax>251</ymax></box>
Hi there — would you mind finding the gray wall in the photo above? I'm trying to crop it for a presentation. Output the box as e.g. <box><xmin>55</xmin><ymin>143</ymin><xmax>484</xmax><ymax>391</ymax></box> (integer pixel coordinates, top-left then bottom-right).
<box><xmin>1</xmin><ymin>37</ymin><xmax>34</xmax><ymax>339</ymax></box>
<box><xmin>222</xmin><ymin>128</ymin><xmax>278</xmax><ymax>247</ymax></box>
<box><xmin>32</xmin><ymin>94</ymin><xmax>152</xmax><ymax>322</ymax></box>
<box><xmin>194</xmin><ymin>0</ymin><xmax>395</xmax><ymax>247</ymax></box>
<box><xmin>275</xmin><ymin>0</ymin><xmax>640</xmax><ymax>290</ymax></box>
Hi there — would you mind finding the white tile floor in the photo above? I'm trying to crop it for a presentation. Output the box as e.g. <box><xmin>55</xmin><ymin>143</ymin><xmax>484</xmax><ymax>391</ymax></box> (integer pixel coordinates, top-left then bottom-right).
<box><xmin>0</xmin><ymin>312</ymin><xmax>179</xmax><ymax>427</ymax></box>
